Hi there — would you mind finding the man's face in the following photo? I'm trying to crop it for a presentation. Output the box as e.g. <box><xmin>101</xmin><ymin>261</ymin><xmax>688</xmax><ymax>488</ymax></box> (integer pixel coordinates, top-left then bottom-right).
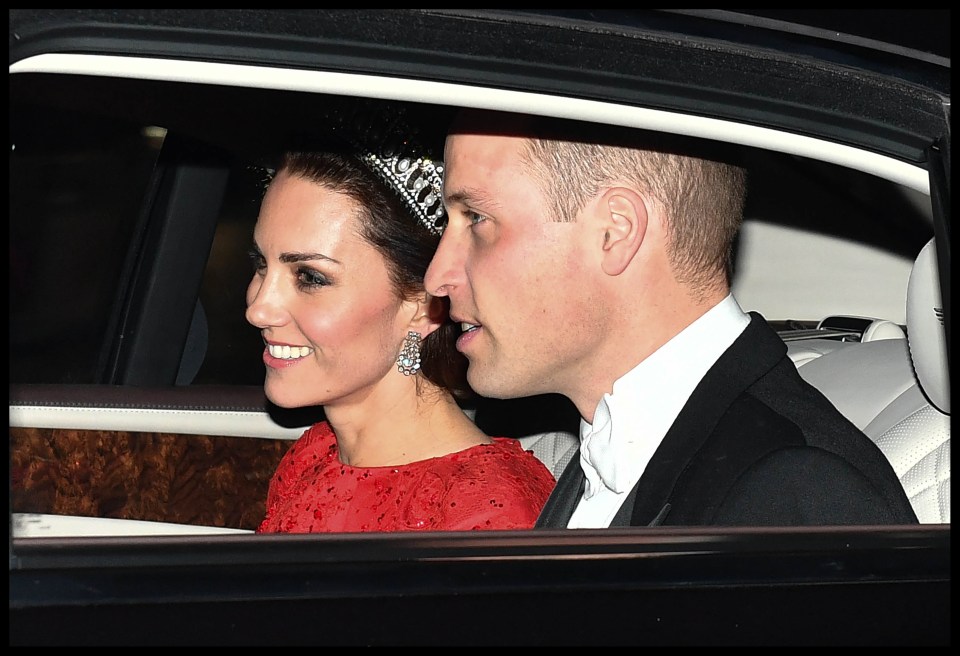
<box><xmin>425</xmin><ymin>124</ymin><xmax>601</xmax><ymax>400</ymax></box>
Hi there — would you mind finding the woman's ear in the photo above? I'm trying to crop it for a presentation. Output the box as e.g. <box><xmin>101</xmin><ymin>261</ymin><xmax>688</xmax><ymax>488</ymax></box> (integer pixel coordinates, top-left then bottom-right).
<box><xmin>597</xmin><ymin>186</ymin><xmax>647</xmax><ymax>276</ymax></box>
<box><xmin>407</xmin><ymin>293</ymin><xmax>445</xmax><ymax>339</ymax></box>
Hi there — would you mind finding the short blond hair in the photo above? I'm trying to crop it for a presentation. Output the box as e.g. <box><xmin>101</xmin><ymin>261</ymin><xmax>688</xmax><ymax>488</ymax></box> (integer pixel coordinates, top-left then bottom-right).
<box><xmin>522</xmin><ymin>125</ymin><xmax>747</xmax><ymax>298</ymax></box>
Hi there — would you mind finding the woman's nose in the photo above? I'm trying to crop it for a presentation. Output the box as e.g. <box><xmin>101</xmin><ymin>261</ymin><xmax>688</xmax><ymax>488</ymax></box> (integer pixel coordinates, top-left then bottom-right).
<box><xmin>244</xmin><ymin>274</ymin><xmax>287</xmax><ymax>329</ymax></box>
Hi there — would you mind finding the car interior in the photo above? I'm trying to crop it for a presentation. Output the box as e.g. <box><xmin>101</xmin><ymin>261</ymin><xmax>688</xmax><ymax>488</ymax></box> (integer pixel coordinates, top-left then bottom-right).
<box><xmin>790</xmin><ymin>238</ymin><xmax>950</xmax><ymax>523</ymax></box>
<box><xmin>8</xmin><ymin>12</ymin><xmax>950</xmax><ymax>647</ymax></box>
<box><xmin>9</xmin><ymin>75</ymin><xmax>950</xmax><ymax>536</ymax></box>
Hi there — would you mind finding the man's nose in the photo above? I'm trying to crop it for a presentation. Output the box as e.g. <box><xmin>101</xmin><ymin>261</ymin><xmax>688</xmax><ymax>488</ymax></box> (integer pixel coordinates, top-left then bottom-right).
<box><xmin>425</xmin><ymin>227</ymin><xmax>465</xmax><ymax>298</ymax></box>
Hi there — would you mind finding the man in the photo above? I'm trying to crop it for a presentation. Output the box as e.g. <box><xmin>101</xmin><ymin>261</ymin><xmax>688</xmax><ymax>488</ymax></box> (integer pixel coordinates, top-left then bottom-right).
<box><xmin>424</xmin><ymin>109</ymin><xmax>918</xmax><ymax>528</ymax></box>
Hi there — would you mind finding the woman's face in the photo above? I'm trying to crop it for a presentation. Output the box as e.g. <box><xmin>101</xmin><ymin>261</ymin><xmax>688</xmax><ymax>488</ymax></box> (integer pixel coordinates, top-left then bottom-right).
<box><xmin>245</xmin><ymin>169</ymin><xmax>416</xmax><ymax>409</ymax></box>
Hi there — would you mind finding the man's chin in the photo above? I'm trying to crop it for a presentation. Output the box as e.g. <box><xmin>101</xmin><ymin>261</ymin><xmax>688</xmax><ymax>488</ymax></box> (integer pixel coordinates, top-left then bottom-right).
<box><xmin>467</xmin><ymin>365</ymin><xmax>526</xmax><ymax>400</ymax></box>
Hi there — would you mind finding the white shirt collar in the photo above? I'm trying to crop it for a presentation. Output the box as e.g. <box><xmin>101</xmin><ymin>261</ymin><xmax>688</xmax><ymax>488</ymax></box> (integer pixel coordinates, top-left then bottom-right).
<box><xmin>576</xmin><ymin>295</ymin><xmax>750</xmax><ymax>506</ymax></box>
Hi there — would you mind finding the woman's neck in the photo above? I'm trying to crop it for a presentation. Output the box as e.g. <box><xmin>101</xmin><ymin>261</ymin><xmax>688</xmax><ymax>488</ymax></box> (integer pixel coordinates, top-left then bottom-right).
<box><xmin>327</xmin><ymin>384</ymin><xmax>490</xmax><ymax>467</ymax></box>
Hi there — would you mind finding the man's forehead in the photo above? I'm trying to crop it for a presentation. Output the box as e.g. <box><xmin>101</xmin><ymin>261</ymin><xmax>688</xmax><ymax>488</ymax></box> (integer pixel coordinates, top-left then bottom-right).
<box><xmin>445</xmin><ymin>129</ymin><xmax>528</xmax><ymax>166</ymax></box>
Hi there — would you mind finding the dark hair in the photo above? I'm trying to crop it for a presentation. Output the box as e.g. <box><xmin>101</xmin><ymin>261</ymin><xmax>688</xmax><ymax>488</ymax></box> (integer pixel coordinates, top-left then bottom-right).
<box><xmin>277</xmin><ymin>150</ymin><xmax>472</xmax><ymax>399</ymax></box>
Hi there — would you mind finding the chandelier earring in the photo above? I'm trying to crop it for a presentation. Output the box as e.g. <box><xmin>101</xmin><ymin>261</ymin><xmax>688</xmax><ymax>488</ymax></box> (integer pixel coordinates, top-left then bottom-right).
<box><xmin>396</xmin><ymin>331</ymin><xmax>422</xmax><ymax>376</ymax></box>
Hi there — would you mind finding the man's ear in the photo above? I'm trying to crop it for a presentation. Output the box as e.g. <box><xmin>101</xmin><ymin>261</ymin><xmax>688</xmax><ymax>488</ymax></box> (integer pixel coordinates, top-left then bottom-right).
<box><xmin>407</xmin><ymin>293</ymin><xmax>445</xmax><ymax>339</ymax></box>
<box><xmin>597</xmin><ymin>186</ymin><xmax>647</xmax><ymax>276</ymax></box>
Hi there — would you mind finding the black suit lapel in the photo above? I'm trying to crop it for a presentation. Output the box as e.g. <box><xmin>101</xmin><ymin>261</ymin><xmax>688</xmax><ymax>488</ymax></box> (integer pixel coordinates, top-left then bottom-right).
<box><xmin>535</xmin><ymin>448</ymin><xmax>584</xmax><ymax>528</ymax></box>
<box><xmin>537</xmin><ymin>315</ymin><xmax>787</xmax><ymax>528</ymax></box>
<box><xmin>628</xmin><ymin>313</ymin><xmax>787</xmax><ymax>526</ymax></box>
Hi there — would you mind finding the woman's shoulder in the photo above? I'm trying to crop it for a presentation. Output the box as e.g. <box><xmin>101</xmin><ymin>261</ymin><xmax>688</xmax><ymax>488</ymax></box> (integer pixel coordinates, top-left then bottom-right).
<box><xmin>277</xmin><ymin>421</ymin><xmax>337</xmax><ymax>465</ymax></box>
<box><xmin>450</xmin><ymin>437</ymin><xmax>556</xmax><ymax>486</ymax></box>
<box><xmin>432</xmin><ymin>437</ymin><xmax>556</xmax><ymax>530</ymax></box>
<box><xmin>488</xmin><ymin>436</ymin><xmax>551</xmax><ymax>463</ymax></box>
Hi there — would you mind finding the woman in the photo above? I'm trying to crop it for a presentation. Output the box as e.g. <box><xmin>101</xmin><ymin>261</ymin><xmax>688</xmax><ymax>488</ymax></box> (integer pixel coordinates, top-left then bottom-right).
<box><xmin>247</xmin><ymin>108</ymin><xmax>555</xmax><ymax>533</ymax></box>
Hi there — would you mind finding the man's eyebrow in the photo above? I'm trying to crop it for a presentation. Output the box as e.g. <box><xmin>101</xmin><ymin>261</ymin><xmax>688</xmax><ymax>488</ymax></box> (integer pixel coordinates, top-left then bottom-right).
<box><xmin>278</xmin><ymin>251</ymin><xmax>342</xmax><ymax>266</ymax></box>
<box><xmin>445</xmin><ymin>188</ymin><xmax>498</xmax><ymax>209</ymax></box>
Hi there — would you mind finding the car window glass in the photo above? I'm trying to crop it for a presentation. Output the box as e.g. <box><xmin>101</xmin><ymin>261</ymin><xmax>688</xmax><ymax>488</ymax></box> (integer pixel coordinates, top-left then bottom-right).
<box><xmin>9</xmin><ymin>78</ymin><xmax>942</xmax><ymax>536</ymax></box>
<box><xmin>191</xmin><ymin>161</ymin><xmax>267</xmax><ymax>386</ymax></box>
<box><xmin>10</xmin><ymin>103</ymin><xmax>163</xmax><ymax>384</ymax></box>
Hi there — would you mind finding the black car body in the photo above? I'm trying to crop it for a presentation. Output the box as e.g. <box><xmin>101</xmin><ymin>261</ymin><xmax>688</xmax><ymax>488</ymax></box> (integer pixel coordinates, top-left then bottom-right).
<box><xmin>9</xmin><ymin>9</ymin><xmax>950</xmax><ymax>645</ymax></box>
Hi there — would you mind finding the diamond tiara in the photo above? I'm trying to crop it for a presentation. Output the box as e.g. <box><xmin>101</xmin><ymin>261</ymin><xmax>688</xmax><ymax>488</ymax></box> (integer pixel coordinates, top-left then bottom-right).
<box><xmin>361</xmin><ymin>152</ymin><xmax>445</xmax><ymax>236</ymax></box>
<box><xmin>333</xmin><ymin>104</ymin><xmax>446</xmax><ymax>236</ymax></box>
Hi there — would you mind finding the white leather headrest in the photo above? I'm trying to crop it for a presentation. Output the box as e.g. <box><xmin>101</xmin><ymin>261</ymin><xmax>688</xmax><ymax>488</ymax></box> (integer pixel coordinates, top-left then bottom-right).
<box><xmin>906</xmin><ymin>239</ymin><xmax>949</xmax><ymax>414</ymax></box>
<box><xmin>861</xmin><ymin>319</ymin><xmax>906</xmax><ymax>342</ymax></box>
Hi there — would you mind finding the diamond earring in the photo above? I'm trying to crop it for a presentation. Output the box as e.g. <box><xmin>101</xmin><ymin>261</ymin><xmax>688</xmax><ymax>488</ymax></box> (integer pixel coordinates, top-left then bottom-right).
<box><xmin>396</xmin><ymin>331</ymin><xmax>422</xmax><ymax>376</ymax></box>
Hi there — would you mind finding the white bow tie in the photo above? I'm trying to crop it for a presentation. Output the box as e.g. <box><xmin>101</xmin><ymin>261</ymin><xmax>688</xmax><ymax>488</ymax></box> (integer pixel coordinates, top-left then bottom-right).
<box><xmin>580</xmin><ymin>397</ymin><xmax>628</xmax><ymax>499</ymax></box>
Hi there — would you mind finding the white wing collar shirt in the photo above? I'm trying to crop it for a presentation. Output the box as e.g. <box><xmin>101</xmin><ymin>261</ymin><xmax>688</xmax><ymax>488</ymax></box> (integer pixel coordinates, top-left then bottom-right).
<box><xmin>567</xmin><ymin>294</ymin><xmax>751</xmax><ymax>528</ymax></box>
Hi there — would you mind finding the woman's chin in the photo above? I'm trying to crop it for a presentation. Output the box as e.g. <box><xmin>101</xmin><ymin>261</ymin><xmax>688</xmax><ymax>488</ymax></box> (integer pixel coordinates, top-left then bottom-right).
<box><xmin>263</xmin><ymin>386</ymin><xmax>304</xmax><ymax>410</ymax></box>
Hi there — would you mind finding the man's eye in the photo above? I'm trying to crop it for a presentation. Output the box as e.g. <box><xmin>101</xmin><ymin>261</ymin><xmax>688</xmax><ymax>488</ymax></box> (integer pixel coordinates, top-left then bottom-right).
<box><xmin>467</xmin><ymin>212</ymin><xmax>487</xmax><ymax>227</ymax></box>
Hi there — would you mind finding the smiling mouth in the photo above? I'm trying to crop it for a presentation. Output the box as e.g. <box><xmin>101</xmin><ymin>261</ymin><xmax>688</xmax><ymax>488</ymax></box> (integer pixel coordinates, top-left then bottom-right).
<box><xmin>267</xmin><ymin>344</ymin><xmax>314</xmax><ymax>359</ymax></box>
<box><xmin>460</xmin><ymin>322</ymin><xmax>480</xmax><ymax>333</ymax></box>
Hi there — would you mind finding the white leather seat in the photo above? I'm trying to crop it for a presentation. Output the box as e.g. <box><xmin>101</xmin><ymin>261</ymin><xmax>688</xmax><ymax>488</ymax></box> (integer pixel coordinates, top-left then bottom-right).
<box><xmin>469</xmin><ymin>396</ymin><xmax>579</xmax><ymax>481</ymax></box>
<box><xmin>796</xmin><ymin>239</ymin><xmax>949</xmax><ymax>523</ymax></box>
<box><xmin>517</xmin><ymin>430</ymin><xmax>579</xmax><ymax>480</ymax></box>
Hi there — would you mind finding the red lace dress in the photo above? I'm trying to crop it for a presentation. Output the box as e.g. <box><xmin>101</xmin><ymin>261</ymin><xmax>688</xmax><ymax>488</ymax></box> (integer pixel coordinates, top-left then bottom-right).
<box><xmin>257</xmin><ymin>422</ymin><xmax>557</xmax><ymax>533</ymax></box>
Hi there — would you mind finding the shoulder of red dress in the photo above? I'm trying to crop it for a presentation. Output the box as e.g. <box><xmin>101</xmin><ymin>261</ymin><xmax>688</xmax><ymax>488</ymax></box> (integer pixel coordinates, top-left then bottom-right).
<box><xmin>291</xmin><ymin>421</ymin><xmax>337</xmax><ymax>450</ymax></box>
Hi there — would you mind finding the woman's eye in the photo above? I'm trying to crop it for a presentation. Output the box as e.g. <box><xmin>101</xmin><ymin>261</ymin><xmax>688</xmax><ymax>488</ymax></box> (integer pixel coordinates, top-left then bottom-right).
<box><xmin>467</xmin><ymin>211</ymin><xmax>487</xmax><ymax>227</ymax></box>
<box><xmin>247</xmin><ymin>249</ymin><xmax>266</xmax><ymax>272</ymax></box>
<box><xmin>297</xmin><ymin>267</ymin><xmax>329</xmax><ymax>288</ymax></box>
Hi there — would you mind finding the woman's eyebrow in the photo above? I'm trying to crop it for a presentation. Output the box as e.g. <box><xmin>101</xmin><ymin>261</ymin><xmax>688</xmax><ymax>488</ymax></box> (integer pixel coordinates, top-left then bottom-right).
<box><xmin>278</xmin><ymin>251</ymin><xmax>342</xmax><ymax>266</ymax></box>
